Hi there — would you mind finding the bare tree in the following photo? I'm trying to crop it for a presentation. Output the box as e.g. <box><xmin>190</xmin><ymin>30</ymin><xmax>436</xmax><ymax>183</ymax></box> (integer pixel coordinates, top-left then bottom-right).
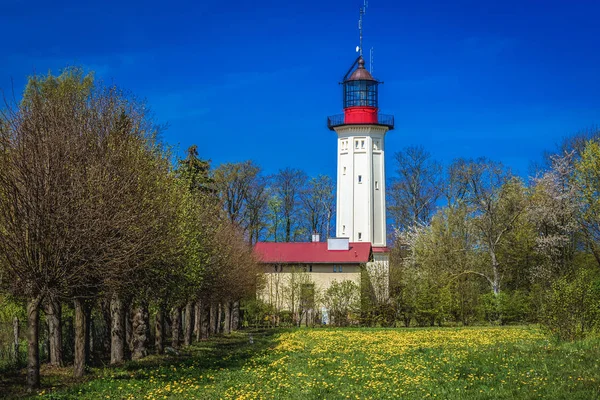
<box><xmin>389</xmin><ymin>146</ymin><xmax>443</xmax><ymax>231</ymax></box>
<box><xmin>273</xmin><ymin>168</ymin><xmax>307</xmax><ymax>242</ymax></box>
<box><xmin>300</xmin><ymin>175</ymin><xmax>335</xmax><ymax>240</ymax></box>
<box><xmin>213</xmin><ymin>161</ymin><xmax>266</xmax><ymax>242</ymax></box>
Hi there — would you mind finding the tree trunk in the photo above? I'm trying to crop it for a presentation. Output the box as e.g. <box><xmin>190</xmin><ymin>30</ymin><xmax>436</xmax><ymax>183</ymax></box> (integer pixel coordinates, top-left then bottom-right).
<box><xmin>131</xmin><ymin>301</ymin><xmax>149</xmax><ymax>360</ymax></box>
<box><xmin>223</xmin><ymin>302</ymin><xmax>231</xmax><ymax>335</ymax></box>
<box><xmin>13</xmin><ymin>316</ymin><xmax>19</xmax><ymax>363</ymax></box>
<box><xmin>86</xmin><ymin>308</ymin><xmax>93</xmax><ymax>364</ymax></box>
<box><xmin>201</xmin><ymin>302</ymin><xmax>210</xmax><ymax>339</ymax></box>
<box><xmin>216</xmin><ymin>303</ymin><xmax>223</xmax><ymax>334</ymax></box>
<box><xmin>125</xmin><ymin>305</ymin><xmax>133</xmax><ymax>354</ymax></box>
<box><xmin>110</xmin><ymin>293</ymin><xmax>126</xmax><ymax>364</ymax></box>
<box><xmin>73</xmin><ymin>298</ymin><xmax>87</xmax><ymax>378</ymax></box>
<box><xmin>209</xmin><ymin>303</ymin><xmax>217</xmax><ymax>335</ymax></box>
<box><xmin>232</xmin><ymin>301</ymin><xmax>240</xmax><ymax>331</ymax></box>
<box><xmin>194</xmin><ymin>301</ymin><xmax>201</xmax><ymax>342</ymax></box>
<box><xmin>491</xmin><ymin>250</ymin><xmax>500</xmax><ymax>295</ymax></box>
<box><xmin>171</xmin><ymin>306</ymin><xmax>181</xmax><ymax>349</ymax></box>
<box><xmin>155</xmin><ymin>306</ymin><xmax>164</xmax><ymax>354</ymax></box>
<box><xmin>26</xmin><ymin>296</ymin><xmax>42</xmax><ymax>390</ymax></box>
<box><xmin>101</xmin><ymin>299</ymin><xmax>111</xmax><ymax>354</ymax></box>
<box><xmin>183</xmin><ymin>301</ymin><xmax>193</xmax><ymax>346</ymax></box>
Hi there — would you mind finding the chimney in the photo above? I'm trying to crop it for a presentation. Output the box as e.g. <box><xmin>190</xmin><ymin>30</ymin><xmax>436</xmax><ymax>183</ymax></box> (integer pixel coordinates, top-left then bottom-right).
<box><xmin>311</xmin><ymin>233</ymin><xmax>320</xmax><ymax>242</ymax></box>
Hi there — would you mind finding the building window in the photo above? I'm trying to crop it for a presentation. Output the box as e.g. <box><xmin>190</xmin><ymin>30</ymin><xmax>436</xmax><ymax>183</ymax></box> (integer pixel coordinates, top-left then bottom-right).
<box><xmin>375</xmin><ymin>181</ymin><xmax>379</xmax><ymax>190</ymax></box>
<box><xmin>358</xmin><ymin>175</ymin><xmax>362</xmax><ymax>183</ymax></box>
<box><xmin>355</xmin><ymin>141</ymin><xmax>359</xmax><ymax>149</ymax></box>
<box><xmin>309</xmin><ymin>265</ymin><xmax>313</xmax><ymax>272</ymax></box>
<box><xmin>333</xmin><ymin>265</ymin><xmax>337</xmax><ymax>272</ymax></box>
<box><xmin>273</xmin><ymin>265</ymin><xmax>277</xmax><ymax>272</ymax></box>
<box><xmin>279</xmin><ymin>265</ymin><xmax>283</xmax><ymax>272</ymax></box>
<box><xmin>358</xmin><ymin>232</ymin><xmax>362</xmax><ymax>240</ymax></box>
<box><xmin>361</xmin><ymin>140</ymin><xmax>365</xmax><ymax>149</ymax></box>
<box><xmin>339</xmin><ymin>265</ymin><xmax>343</xmax><ymax>272</ymax></box>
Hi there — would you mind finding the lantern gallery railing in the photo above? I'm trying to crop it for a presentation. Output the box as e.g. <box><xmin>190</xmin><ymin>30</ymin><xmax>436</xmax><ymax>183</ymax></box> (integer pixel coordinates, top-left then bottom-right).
<box><xmin>327</xmin><ymin>114</ymin><xmax>395</xmax><ymax>130</ymax></box>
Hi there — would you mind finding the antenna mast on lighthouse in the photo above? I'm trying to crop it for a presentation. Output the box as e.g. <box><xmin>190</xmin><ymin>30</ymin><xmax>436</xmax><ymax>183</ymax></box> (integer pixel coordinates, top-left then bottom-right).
<box><xmin>358</xmin><ymin>0</ymin><xmax>368</xmax><ymax>56</ymax></box>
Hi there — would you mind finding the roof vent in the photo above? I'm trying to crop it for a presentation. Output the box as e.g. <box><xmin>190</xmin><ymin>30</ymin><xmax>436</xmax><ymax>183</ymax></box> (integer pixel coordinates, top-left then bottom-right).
<box><xmin>327</xmin><ymin>237</ymin><xmax>349</xmax><ymax>251</ymax></box>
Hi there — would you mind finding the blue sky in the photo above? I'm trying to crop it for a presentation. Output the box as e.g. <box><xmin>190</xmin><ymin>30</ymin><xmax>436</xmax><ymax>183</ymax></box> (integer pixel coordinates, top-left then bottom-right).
<box><xmin>2</xmin><ymin>0</ymin><xmax>600</xmax><ymax>179</ymax></box>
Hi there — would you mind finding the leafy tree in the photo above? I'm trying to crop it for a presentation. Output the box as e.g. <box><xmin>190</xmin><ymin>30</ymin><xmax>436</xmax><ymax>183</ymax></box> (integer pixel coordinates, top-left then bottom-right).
<box><xmin>574</xmin><ymin>140</ymin><xmax>600</xmax><ymax>268</ymax></box>
<box><xmin>323</xmin><ymin>280</ymin><xmax>360</xmax><ymax>326</ymax></box>
<box><xmin>453</xmin><ymin>159</ymin><xmax>528</xmax><ymax>295</ymax></box>
<box><xmin>529</xmin><ymin>152</ymin><xmax>579</xmax><ymax>282</ymax></box>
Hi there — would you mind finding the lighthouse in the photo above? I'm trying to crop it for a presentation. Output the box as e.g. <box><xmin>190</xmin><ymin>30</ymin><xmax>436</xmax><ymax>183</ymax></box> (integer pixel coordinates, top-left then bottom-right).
<box><xmin>327</xmin><ymin>56</ymin><xmax>394</xmax><ymax>248</ymax></box>
<box><xmin>254</xmin><ymin>4</ymin><xmax>394</xmax><ymax>318</ymax></box>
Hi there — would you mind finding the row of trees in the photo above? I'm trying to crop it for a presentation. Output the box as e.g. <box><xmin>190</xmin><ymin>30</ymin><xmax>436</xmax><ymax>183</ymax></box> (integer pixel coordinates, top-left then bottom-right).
<box><xmin>388</xmin><ymin>141</ymin><xmax>600</xmax><ymax>338</ymax></box>
<box><xmin>0</xmin><ymin>69</ymin><xmax>261</xmax><ymax>389</ymax></box>
<box><xmin>212</xmin><ymin>163</ymin><xmax>336</xmax><ymax>245</ymax></box>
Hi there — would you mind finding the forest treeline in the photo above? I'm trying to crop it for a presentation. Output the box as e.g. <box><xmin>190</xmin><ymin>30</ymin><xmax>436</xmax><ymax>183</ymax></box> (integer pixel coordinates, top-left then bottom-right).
<box><xmin>387</xmin><ymin>140</ymin><xmax>600</xmax><ymax>341</ymax></box>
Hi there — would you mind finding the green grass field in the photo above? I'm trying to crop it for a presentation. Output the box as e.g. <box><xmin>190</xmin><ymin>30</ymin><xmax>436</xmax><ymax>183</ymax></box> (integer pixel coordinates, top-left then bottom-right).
<box><xmin>7</xmin><ymin>326</ymin><xmax>600</xmax><ymax>399</ymax></box>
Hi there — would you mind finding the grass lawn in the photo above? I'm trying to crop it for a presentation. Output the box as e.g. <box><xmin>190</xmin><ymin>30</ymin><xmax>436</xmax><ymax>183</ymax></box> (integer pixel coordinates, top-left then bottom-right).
<box><xmin>6</xmin><ymin>326</ymin><xmax>600</xmax><ymax>399</ymax></box>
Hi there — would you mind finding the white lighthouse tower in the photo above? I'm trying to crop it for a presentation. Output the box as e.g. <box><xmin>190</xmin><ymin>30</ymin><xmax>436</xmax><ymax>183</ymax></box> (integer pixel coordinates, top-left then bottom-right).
<box><xmin>327</xmin><ymin>57</ymin><xmax>394</xmax><ymax>248</ymax></box>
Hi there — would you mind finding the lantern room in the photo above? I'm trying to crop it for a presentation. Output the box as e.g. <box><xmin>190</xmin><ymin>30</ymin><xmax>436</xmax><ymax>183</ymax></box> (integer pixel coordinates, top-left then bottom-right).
<box><xmin>343</xmin><ymin>57</ymin><xmax>378</xmax><ymax>109</ymax></box>
<box><xmin>327</xmin><ymin>56</ymin><xmax>394</xmax><ymax>130</ymax></box>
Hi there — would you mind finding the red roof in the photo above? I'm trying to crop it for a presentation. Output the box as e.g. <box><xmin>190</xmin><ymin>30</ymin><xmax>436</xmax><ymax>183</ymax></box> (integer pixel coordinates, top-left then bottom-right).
<box><xmin>372</xmin><ymin>247</ymin><xmax>390</xmax><ymax>253</ymax></box>
<box><xmin>254</xmin><ymin>242</ymin><xmax>372</xmax><ymax>264</ymax></box>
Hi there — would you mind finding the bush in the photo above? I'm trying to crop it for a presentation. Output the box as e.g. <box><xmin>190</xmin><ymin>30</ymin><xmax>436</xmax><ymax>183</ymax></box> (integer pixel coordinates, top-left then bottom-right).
<box><xmin>542</xmin><ymin>267</ymin><xmax>600</xmax><ymax>340</ymax></box>
<box><xmin>479</xmin><ymin>291</ymin><xmax>530</xmax><ymax>325</ymax></box>
<box><xmin>241</xmin><ymin>299</ymin><xmax>272</xmax><ymax>328</ymax></box>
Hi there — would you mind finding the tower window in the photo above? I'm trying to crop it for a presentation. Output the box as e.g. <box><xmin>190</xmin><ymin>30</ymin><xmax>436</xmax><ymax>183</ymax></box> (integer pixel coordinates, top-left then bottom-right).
<box><xmin>358</xmin><ymin>175</ymin><xmax>362</xmax><ymax>183</ymax></box>
<box><xmin>358</xmin><ymin>232</ymin><xmax>362</xmax><ymax>240</ymax></box>
<box><xmin>361</xmin><ymin>140</ymin><xmax>365</xmax><ymax>149</ymax></box>
<box><xmin>375</xmin><ymin>181</ymin><xmax>379</xmax><ymax>190</ymax></box>
<box><xmin>342</xmin><ymin>225</ymin><xmax>345</xmax><ymax>234</ymax></box>
<box><xmin>355</xmin><ymin>141</ymin><xmax>359</xmax><ymax>149</ymax></box>
<box><xmin>343</xmin><ymin>166</ymin><xmax>346</xmax><ymax>175</ymax></box>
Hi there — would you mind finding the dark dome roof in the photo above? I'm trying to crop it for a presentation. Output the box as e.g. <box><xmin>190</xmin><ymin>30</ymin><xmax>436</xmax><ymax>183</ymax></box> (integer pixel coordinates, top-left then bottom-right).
<box><xmin>348</xmin><ymin>57</ymin><xmax>375</xmax><ymax>81</ymax></box>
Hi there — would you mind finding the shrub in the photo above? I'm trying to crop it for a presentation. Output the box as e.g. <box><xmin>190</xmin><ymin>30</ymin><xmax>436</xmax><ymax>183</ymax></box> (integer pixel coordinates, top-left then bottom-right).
<box><xmin>542</xmin><ymin>267</ymin><xmax>600</xmax><ymax>340</ymax></box>
<box><xmin>479</xmin><ymin>291</ymin><xmax>530</xmax><ymax>325</ymax></box>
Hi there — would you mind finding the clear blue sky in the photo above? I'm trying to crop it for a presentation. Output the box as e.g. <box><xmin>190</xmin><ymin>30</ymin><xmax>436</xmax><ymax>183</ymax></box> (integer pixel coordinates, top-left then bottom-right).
<box><xmin>2</xmin><ymin>0</ymin><xmax>599</xmax><ymax>179</ymax></box>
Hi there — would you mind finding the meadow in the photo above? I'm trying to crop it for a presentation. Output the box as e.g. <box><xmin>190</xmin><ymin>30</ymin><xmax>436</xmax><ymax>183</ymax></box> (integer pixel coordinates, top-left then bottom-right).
<box><xmin>6</xmin><ymin>326</ymin><xmax>600</xmax><ymax>399</ymax></box>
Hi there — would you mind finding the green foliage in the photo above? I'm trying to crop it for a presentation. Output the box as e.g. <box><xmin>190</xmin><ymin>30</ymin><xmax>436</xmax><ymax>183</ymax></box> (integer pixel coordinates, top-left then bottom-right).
<box><xmin>241</xmin><ymin>299</ymin><xmax>273</xmax><ymax>328</ymax></box>
<box><xmin>323</xmin><ymin>280</ymin><xmax>360</xmax><ymax>326</ymax></box>
<box><xmin>176</xmin><ymin>145</ymin><xmax>213</xmax><ymax>195</ymax></box>
<box><xmin>478</xmin><ymin>291</ymin><xmax>530</xmax><ymax>325</ymax></box>
<box><xmin>0</xmin><ymin>293</ymin><xmax>25</xmax><ymax>322</ymax></box>
<box><xmin>542</xmin><ymin>267</ymin><xmax>600</xmax><ymax>340</ymax></box>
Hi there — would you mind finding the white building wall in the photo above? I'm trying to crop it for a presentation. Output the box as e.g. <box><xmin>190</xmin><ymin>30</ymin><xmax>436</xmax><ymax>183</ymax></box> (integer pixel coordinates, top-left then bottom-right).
<box><xmin>334</xmin><ymin>125</ymin><xmax>389</xmax><ymax>247</ymax></box>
